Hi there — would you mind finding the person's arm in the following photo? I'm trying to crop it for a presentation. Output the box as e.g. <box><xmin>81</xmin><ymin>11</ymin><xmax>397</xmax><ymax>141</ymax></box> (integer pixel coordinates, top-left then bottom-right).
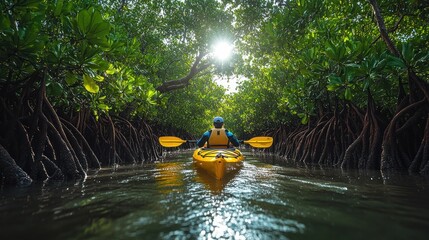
<box><xmin>226</xmin><ymin>130</ymin><xmax>240</xmax><ymax>147</ymax></box>
<box><xmin>197</xmin><ymin>131</ymin><xmax>210</xmax><ymax>147</ymax></box>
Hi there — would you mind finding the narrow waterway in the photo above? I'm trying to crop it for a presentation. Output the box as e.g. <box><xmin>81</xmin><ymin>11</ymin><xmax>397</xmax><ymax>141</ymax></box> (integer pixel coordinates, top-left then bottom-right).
<box><xmin>1</xmin><ymin>150</ymin><xmax>429</xmax><ymax>240</ymax></box>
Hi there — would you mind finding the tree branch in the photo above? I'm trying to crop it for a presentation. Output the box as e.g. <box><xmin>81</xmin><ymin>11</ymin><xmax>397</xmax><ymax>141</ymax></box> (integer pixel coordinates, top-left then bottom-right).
<box><xmin>371</xmin><ymin>13</ymin><xmax>405</xmax><ymax>46</ymax></box>
<box><xmin>367</xmin><ymin>0</ymin><xmax>402</xmax><ymax>57</ymax></box>
<box><xmin>155</xmin><ymin>52</ymin><xmax>212</xmax><ymax>93</ymax></box>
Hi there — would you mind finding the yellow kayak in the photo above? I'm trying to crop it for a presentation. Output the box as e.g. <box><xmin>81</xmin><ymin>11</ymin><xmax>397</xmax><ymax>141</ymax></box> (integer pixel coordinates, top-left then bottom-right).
<box><xmin>158</xmin><ymin>136</ymin><xmax>273</xmax><ymax>180</ymax></box>
<box><xmin>192</xmin><ymin>148</ymin><xmax>244</xmax><ymax>180</ymax></box>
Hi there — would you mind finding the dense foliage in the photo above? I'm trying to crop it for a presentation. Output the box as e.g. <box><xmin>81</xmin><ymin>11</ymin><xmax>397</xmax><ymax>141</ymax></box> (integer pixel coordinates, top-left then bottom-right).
<box><xmin>225</xmin><ymin>0</ymin><xmax>428</xmax><ymax>135</ymax></box>
<box><xmin>1</xmin><ymin>0</ymin><xmax>429</xmax><ymax>186</ymax></box>
<box><xmin>225</xmin><ymin>0</ymin><xmax>429</xmax><ymax>173</ymax></box>
<box><xmin>1</xmin><ymin>0</ymin><xmax>233</xmax><ymax>130</ymax></box>
<box><xmin>0</xmin><ymin>0</ymin><xmax>234</xmax><ymax>185</ymax></box>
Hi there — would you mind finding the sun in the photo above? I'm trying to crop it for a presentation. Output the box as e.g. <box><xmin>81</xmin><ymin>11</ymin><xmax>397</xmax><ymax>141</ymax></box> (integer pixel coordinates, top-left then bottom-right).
<box><xmin>212</xmin><ymin>40</ymin><xmax>233</xmax><ymax>62</ymax></box>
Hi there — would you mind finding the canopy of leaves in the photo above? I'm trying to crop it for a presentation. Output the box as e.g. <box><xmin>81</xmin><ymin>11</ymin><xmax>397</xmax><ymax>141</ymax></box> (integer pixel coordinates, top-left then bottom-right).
<box><xmin>1</xmin><ymin>0</ymin><xmax>428</xmax><ymax>137</ymax></box>
<box><xmin>157</xmin><ymin>76</ymin><xmax>226</xmax><ymax>136</ymax></box>
<box><xmin>222</xmin><ymin>0</ymin><xmax>429</xmax><ymax>135</ymax></box>
<box><xmin>1</xmin><ymin>0</ymin><xmax>235</xmax><ymax>128</ymax></box>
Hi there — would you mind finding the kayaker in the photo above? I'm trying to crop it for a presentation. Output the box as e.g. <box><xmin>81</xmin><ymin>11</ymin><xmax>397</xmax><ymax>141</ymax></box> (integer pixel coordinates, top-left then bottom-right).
<box><xmin>197</xmin><ymin>116</ymin><xmax>240</xmax><ymax>148</ymax></box>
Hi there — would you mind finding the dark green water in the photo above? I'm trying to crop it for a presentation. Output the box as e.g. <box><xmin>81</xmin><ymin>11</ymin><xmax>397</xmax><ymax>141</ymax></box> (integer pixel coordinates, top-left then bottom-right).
<box><xmin>1</xmin><ymin>150</ymin><xmax>429</xmax><ymax>240</ymax></box>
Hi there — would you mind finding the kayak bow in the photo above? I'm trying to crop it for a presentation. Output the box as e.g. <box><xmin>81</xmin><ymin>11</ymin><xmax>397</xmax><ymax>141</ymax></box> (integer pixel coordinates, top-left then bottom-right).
<box><xmin>192</xmin><ymin>148</ymin><xmax>244</xmax><ymax>180</ymax></box>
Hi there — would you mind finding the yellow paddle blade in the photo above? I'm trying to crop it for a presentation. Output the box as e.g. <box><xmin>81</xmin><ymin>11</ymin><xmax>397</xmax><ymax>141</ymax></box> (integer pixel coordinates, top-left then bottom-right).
<box><xmin>244</xmin><ymin>136</ymin><xmax>273</xmax><ymax>148</ymax></box>
<box><xmin>158</xmin><ymin>136</ymin><xmax>187</xmax><ymax>147</ymax></box>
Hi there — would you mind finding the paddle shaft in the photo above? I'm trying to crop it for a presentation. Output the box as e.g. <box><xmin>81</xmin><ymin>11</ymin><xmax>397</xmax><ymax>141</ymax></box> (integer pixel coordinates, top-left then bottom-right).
<box><xmin>159</xmin><ymin>136</ymin><xmax>273</xmax><ymax>148</ymax></box>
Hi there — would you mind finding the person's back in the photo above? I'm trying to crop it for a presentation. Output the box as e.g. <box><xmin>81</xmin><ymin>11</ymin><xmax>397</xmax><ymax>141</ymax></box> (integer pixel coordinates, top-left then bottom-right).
<box><xmin>207</xmin><ymin>127</ymin><xmax>230</xmax><ymax>148</ymax></box>
<box><xmin>197</xmin><ymin>117</ymin><xmax>239</xmax><ymax>148</ymax></box>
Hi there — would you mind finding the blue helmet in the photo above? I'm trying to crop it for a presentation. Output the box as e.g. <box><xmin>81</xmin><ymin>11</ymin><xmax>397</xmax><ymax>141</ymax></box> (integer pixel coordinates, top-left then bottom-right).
<box><xmin>213</xmin><ymin>117</ymin><xmax>223</xmax><ymax>125</ymax></box>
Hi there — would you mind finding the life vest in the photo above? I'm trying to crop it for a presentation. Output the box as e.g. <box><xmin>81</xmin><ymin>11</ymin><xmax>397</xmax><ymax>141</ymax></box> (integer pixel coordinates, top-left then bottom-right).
<box><xmin>207</xmin><ymin>128</ymin><xmax>230</xmax><ymax>148</ymax></box>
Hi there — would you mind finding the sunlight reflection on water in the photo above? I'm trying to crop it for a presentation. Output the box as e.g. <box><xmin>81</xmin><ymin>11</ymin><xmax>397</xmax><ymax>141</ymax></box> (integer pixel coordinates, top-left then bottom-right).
<box><xmin>1</xmin><ymin>151</ymin><xmax>429</xmax><ymax>240</ymax></box>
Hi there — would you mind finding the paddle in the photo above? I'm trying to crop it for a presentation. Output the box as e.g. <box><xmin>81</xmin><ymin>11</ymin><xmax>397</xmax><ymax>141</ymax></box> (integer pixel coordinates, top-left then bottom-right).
<box><xmin>242</xmin><ymin>136</ymin><xmax>274</xmax><ymax>148</ymax></box>
<box><xmin>158</xmin><ymin>136</ymin><xmax>273</xmax><ymax>148</ymax></box>
<box><xmin>158</xmin><ymin>136</ymin><xmax>196</xmax><ymax>148</ymax></box>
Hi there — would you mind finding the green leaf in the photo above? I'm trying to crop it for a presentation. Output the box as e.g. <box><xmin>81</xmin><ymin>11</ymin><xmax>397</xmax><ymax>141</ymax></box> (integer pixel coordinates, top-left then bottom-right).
<box><xmin>345</xmin><ymin>63</ymin><xmax>360</xmax><ymax>68</ymax></box>
<box><xmin>146</xmin><ymin>90</ymin><xmax>157</xmax><ymax>105</ymax></box>
<box><xmin>83</xmin><ymin>74</ymin><xmax>99</xmax><ymax>93</ymax></box>
<box><xmin>98</xmin><ymin>103</ymin><xmax>110</xmax><ymax>111</ymax></box>
<box><xmin>327</xmin><ymin>75</ymin><xmax>342</xmax><ymax>91</ymax></box>
<box><xmin>363</xmin><ymin>80</ymin><xmax>370</xmax><ymax>91</ymax></box>
<box><xmin>78</xmin><ymin>43</ymin><xmax>99</xmax><ymax>63</ymax></box>
<box><xmin>54</xmin><ymin>0</ymin><xmax>64</xmax><ymax>16</ymax></box>
<box><xmin>94</xmin><ymin>75</ymin><xmax>104</xmax><ymax>82</ymax></box>
<box><xmin>90</xmin><ymin>10</ymin><xmax>103</xmax><ymax>25</ymax></box>
<box><xmin>401</xmin><ymin>42</ymin><xmax>413</xmax><ymax>64</ymax></box>
<box><xmin>76</xmin><ymin>8</ymin><xmax>110</xmax><ymax>45</ymax></box>
<box><xmin>15</xmin><ymin>0</ymin><xmax>40</xmax><ymax>10</ymax></box>
<box><xmin>344</xmin><ymin>88</ymin><xmax>352</xmax><ymax>100</ymax></box>
<box><xmin>385</xmin><ymin>55</ymin><xmax>406</xmax><ymax>69</ymax></box>
<box><xmin>46</xmin><ymin>81</ymin><xmax>63</xmax><ymax>97</ymax></box>
<box><xmin>298</xmin><ymin>113</ymin><xmax>308</xmax><ymax>125</ymax></box>
<box><xmin>77</xmin><ymin>10</ymin><xmax>91</xmax><ymax>35</ymax></box>
<box><xmin>0</xmin><ymin>15</ymin><xmax>10</xmax><ymax>30</ymax></box>
<box><xmin>65</xmin><ymin>73</ymin><xmax>77</xmax><ymax>85</ymax></box>
<box><xmin>328</xmin><ymin>75</ymin><xmax>342</xmax><ymax>85</ymax></box>
<box><xmin>90</xmin><ymin>18</ymin><xmax>109</xmax><ymax>36</ymax></box>
<box><xmin>414</xmin><ymin>51</ymin><xmax>429</xmax><ymax>63</ymax></box>
<box><xmin>327</xmin><ymin>85</ymin><xmax>337</xmax><ymax>91</ymax></box>
<box><xmin>106</xmin><ymin>64</ymin><xmax>117</xmax><ymax>74</ymax></box>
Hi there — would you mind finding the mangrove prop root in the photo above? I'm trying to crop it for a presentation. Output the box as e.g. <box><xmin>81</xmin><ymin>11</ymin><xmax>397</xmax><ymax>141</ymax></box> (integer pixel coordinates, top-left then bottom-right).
<box><xmin>61</xmin><ymin>118</ymin><xmax>100</xmax><ymax>169</ymax></box>
<box><xmin>43</xmin><ymin>113</ymin><xmax>81</xmax><ymax>180</ymax></box>
<box><xmin>0</xmin><ymin>143</ymin><xmax>33</xmax><ymax>186</ymax></box>
<box><xmin>41</xmin><ymin>155</ymin><xmax>65</xmax><ymax>181</ymax></box>
<box><xmin>62</xmin><ymin>122</ymin><xmax>89</xmax><ymax>171</ymax></box>
<box><xmin>1</xmin><ymin>76</ymin><xmax>161</xmax><ymax>186</ymax></box>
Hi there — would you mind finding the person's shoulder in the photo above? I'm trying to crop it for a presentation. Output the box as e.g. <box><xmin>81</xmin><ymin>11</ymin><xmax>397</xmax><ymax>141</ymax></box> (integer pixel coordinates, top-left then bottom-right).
<box><xmin>225</xmin><ymin>129</ymin><xmax>234</xmax><ymax>136</ymax></box>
